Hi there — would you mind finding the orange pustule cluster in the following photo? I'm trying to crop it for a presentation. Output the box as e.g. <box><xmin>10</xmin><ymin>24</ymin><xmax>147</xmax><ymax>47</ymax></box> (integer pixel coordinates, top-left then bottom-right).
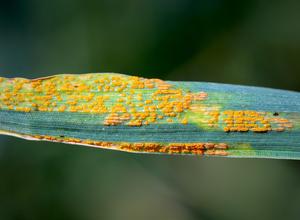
<box><xmin>222</xmin><ymin>110</ymin><xmax>292</xmax><ymax>132</ymax></box>
<box><xmin>120</xmin><ymin>142</ymin><xmax>228</xmax><ymax>155</ymax></box>
<box><xmin>222</xmin><ymin>110</ymin><xmax>271</xmax><ymax>132</ymax></box>
<box><xmin>31</xmin><ymin>134</ymin><xmax>229</xmax><ymax>156</ymax></box>
<box><xmin>0</xmin><ymin>74</ymin><xmax>207</xmax><ymax>126</ymax></box>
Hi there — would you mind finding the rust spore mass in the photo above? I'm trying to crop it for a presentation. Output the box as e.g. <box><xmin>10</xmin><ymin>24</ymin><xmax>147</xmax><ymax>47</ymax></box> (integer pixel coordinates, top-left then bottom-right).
<box><xmin>0</xmin><ymin>74</ymin><xmax>206</xmax><ymax>126</ymax></box>
<box><xmin>0</xmin><ymin>73</ymin><xmax>299</xmax><ymax>159</ymax></box>
<box><xmin>222</xmin><ymin>110</ymin><xmax>292</xmax><ymax>133</ymax></box>
<box><xmin>31</xmin><ymin>134</ymin><xmax>229</xmax><ymax>156</ymax></box>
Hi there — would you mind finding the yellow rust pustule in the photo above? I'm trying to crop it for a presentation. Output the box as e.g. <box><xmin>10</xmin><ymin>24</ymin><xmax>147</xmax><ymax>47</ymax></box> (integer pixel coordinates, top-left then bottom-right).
<box><xmin>0</xmin><ymin>74</ymin><xmax>293</xmax><ymax>133</ymax></box>
<box><xmin>222</xmin><ymin>110</ymin><xmax>293</xmax><ymax>133</ymax></box>
<box><xmin>31</xmin><ymin>134</ymin><xmax>229</xmax><ymax>156</ymax></box>
<box><xmin>0</xmin><ymin>74</ymin><xmax>208</xmax><ymax>127</ymax></box>
<box><xmin>119</xmin><ymin>142</ymin><xmax>229</xmax><ymax>156</ymax></box>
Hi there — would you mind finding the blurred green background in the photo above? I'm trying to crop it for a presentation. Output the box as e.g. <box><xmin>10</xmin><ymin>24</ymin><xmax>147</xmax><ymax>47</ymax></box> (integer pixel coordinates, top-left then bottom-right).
<box><xmin>0</xmin><ymin>0</ymin><xmax>300</xmax><ymax>219</ymax></box>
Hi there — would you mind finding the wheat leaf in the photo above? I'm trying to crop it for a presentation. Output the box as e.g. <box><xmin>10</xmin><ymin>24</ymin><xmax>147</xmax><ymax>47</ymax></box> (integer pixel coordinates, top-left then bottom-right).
<box><xmin>0</xmin><ymin>73</ymin><xmax>299</xmax><ymax>159</ymax></box>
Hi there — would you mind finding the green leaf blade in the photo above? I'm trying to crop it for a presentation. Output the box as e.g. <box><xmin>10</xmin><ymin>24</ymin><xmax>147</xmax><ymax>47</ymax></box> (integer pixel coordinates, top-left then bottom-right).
<box><xmin>0</xmin><ymin>73</ymin><xmax>299</xmax><ymax>159</ymax></box>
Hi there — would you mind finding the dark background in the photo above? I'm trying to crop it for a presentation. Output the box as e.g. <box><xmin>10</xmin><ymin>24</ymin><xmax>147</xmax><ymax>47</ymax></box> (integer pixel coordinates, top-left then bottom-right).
<box><xmin>0</xmin><ymin>0</ymin><xmax>300</xmax><ymax>219</ymax></box>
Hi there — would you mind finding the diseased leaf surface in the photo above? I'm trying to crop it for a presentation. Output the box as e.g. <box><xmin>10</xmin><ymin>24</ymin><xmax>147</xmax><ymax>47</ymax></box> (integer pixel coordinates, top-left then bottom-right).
<box><xmin>0</xmin><ymin>73</ymin><xmax>299</xmax><ymax>159</ymax></box>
